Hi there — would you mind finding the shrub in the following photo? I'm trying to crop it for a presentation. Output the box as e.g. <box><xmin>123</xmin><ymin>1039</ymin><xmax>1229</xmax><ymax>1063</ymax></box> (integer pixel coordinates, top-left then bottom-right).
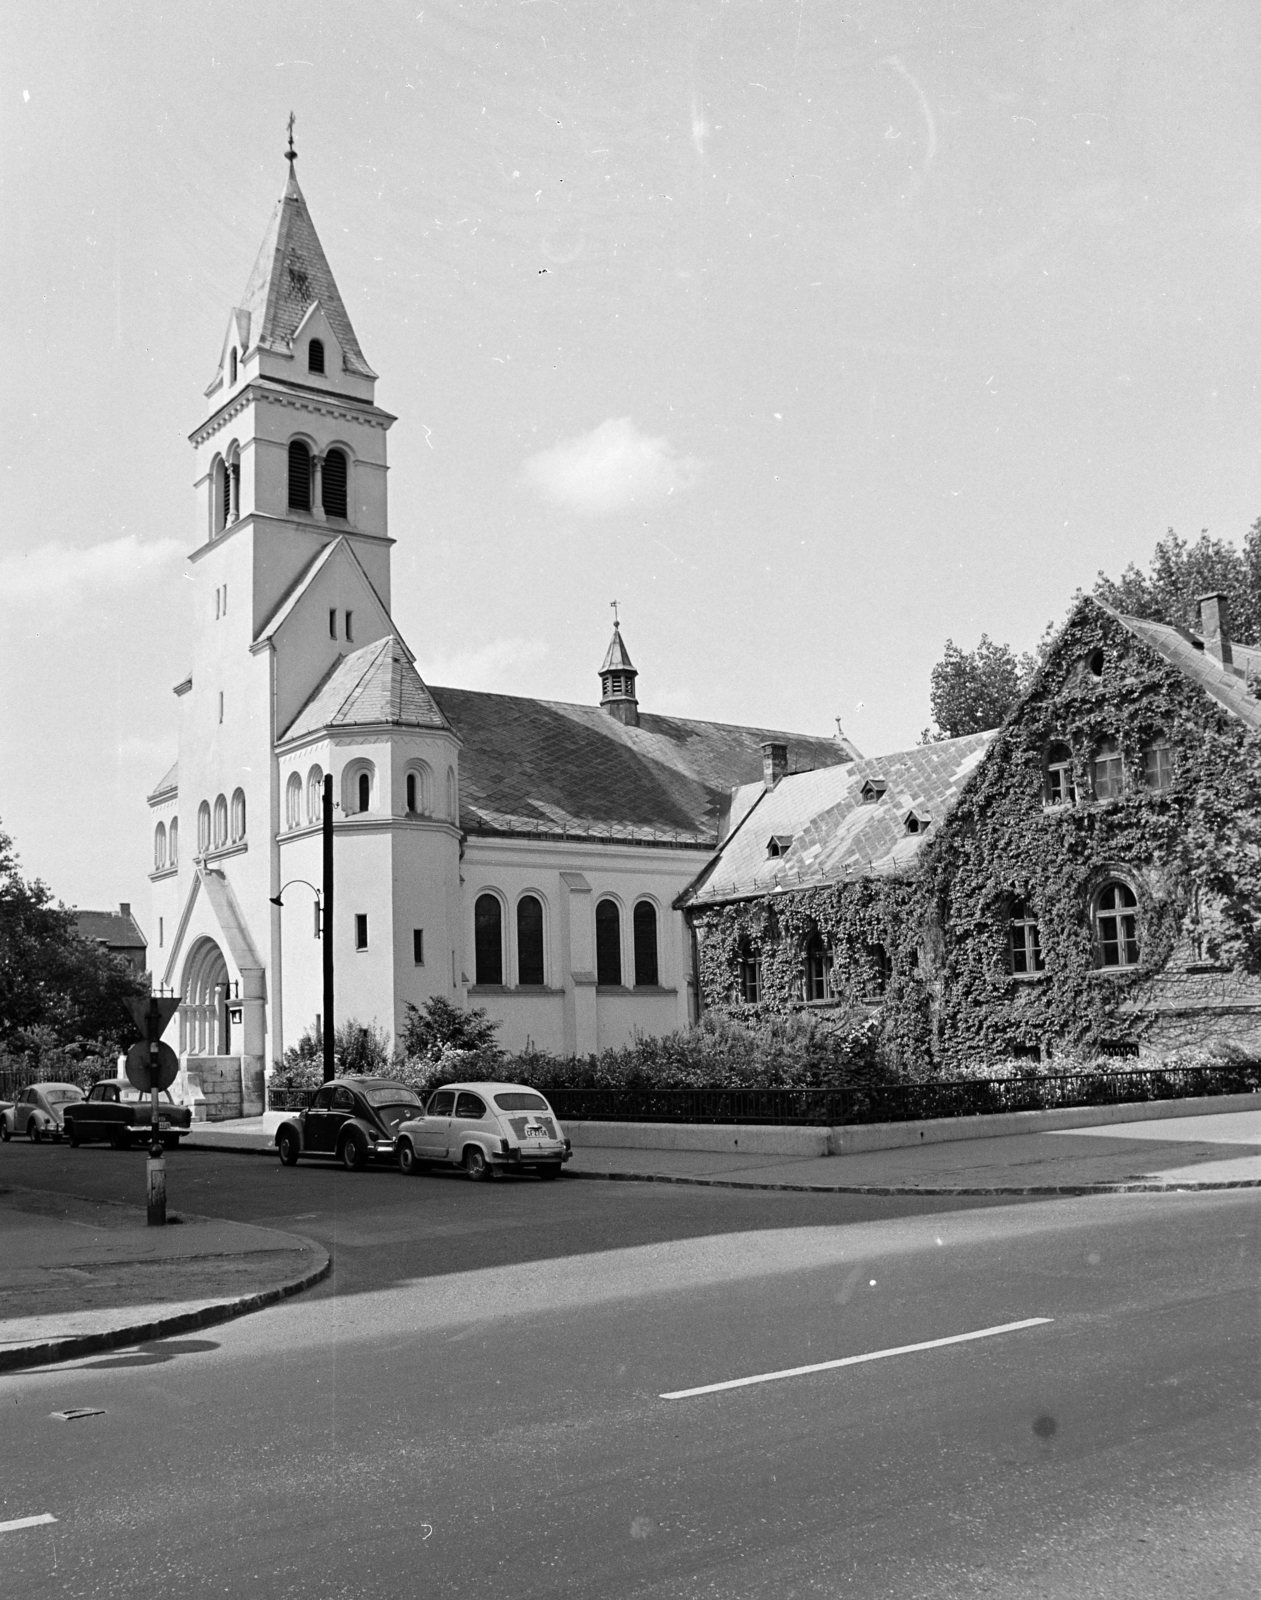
<box><xmin>271</xmin><ymin>1018</ymin><xmax>398</xmax><ymax>1091</ymax></box>
<box><xmin>400</xmin><ymin>997</ymin><xmax>502</xmax><ymax>1062</ymax></box>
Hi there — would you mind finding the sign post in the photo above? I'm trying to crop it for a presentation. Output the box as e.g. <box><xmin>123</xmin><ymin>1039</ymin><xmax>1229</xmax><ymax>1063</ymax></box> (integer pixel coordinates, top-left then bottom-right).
<box><xmin>124</xmin><ymin>996</ymin><xmax>180</xmax><ymax>1225</ymax></box>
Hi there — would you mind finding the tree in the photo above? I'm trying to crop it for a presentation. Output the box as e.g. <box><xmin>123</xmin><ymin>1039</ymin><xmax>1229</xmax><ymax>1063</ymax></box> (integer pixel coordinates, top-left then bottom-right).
<box><xmin>400</xmin><ymin>996</ymin><xmax>502</xmax><ymax>1061</ymax></box>
<box><xmin>0</xmin><ymin>821</ymin><xmax>145</xmax><ymax>1052</ymax></box>
<box><xmin>1093</xmin><ymin>523</ymin><xmax>1261</xmax><ymax>644</ymax></box>
<box><xmin>923</xmin><ymin>635</ymin><xmax>1025</xmax><ymax>740</ymax></box>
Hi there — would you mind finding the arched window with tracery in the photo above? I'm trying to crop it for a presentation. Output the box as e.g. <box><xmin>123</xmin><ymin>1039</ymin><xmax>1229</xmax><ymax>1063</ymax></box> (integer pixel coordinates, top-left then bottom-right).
<box><xmin>633</xmin><ymin>901</ymin><xmax>659</xmax><ymax>987</ymax></box>
<box><xmin>153</xmin><ymin>822</ymin><xmax>167</xmax><ymax>872</ymax></box>
<box><xmin>285</xmin><ymin>773</ymin><xmax>302</xmax><ymax>830</ymax></box>
<box><xmin>1095</xmin><ymin>881</ymin><xmax>1140</xmax><ymax>968</ymax></box>
<box><xmin>213</xmin><ymin>794</ymin><xmax>228</xmax><ymax>849</ymax></box>
<box><xmin>230</xmin><ymin>788</ymin><xmax>246</xmax><ymax>843</ymax></box>
<box><xmin>595</xmin><ymin>899</ymin><xmax>622</xmax><ymax>986</ymax></box>
<box><xmin>474</xmin><ymin>894</ymin><xmax>504</xmax><ymax>986</ymax></box>
<box><xmin>197</xmin><ymin>801</ymin><xmax>211</xmax><ymax>854</ymax></box>
<box><xmin>517</xmin><ymin>895</ymin><xmax>545</xmax><ymax>986</ymax></box>
<box><xmin>307</xmin><ymin>766</ymin><xmax>324</xmax><ymax>825</ymax></box>
<box><xmin>288</xmin><ymin>440</ymin><xmax>312</xmax><ymax>512</ymax></box>
<box><xmin>322</xmin><ymin>448</ymin><xmax>348</xmax><ymax>519</ymax></box>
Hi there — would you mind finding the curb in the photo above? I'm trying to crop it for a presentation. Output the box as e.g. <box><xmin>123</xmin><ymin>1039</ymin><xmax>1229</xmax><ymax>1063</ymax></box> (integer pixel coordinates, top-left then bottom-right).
<box><xmin>0</xmin><ymin>1240</ymin><xmax>330</xmax><ymax>1376</ymax></box>
<box><xmin>564</xmin><ymin>1169</ymin><xmax>1261</xmax><ymax>1198</ymax></box>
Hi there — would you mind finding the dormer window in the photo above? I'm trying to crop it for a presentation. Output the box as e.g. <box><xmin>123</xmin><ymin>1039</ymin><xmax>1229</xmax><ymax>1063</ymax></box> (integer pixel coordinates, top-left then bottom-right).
<box><xmin>308</xmin><ymin>338</ymin><xmax>325</xmax><ymax>374</ymax></box>
<box><xmin>904</xmin><ymin>808</ymin><xmax>930</xmax><ymax>835</ymax></box>
<box><xmin>859</xmin><ymin>777</ymin><xmax>888</xmax><ymax>804</ymax></box>
<box><xmin>767</xmin><ymin>835</ymin><xmax>793</xmax><ymax>858</ymax></box>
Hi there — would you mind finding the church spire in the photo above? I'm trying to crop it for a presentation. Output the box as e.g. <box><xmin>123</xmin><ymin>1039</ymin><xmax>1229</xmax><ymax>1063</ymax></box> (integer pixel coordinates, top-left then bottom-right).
<box><xmin>599</xmin><ymin>607</ymin><xmax>640</xmax><ymax>726</ymax></box>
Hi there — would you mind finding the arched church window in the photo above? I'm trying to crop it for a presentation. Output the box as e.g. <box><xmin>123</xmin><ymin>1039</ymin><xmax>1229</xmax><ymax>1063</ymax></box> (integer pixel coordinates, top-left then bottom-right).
<box><xmin>307</xmin><ymin>766</ymin><xmax>324</xmax><ymax>825</ymax></box>
<box><xmin>517</xmin><ymin>895</ymin><xmax>545</xmax><ymax>986</ymax></box>
<box><xmin>230</xmin><ymin>788</ymin><xmax>246</xmax><ymax>843</ymax></box>
<box><xmin>322</xmin><ymin>448</ymin><xmax>348</xmax><ymax>519</ymax></box>
<box><xmin>358</xmin><ymin>772</ymin><xmax>370</xmax><ymax>813</ymax></box>
<box><xmin>406</xmin><ymin>772</ymin><xmax>417</xmax><ymax>814</ymax></box>
<box><xmin>633</xmin><ymin>900</ymin><xmax>659</xmax><ymax>987</ymax></box>
<box><xmin>153</xmin><ymin>822</ymin><xmax>167</xmax><ymax>872</ymax></box>
<box><xmin>308</xmin><ymin>339</ymin><xmax>325</xmax><ymax>375</ymax></box>
<box><xmin>168</xmin><ymin>817</ymin><xmax>178</xmax><ymax>866</ymax></box>
<box><xmin>595</xmin><ymin>899</ymin><xmax>622</xmax><ymax>987</ymax></box>
<box><xmin>226</xmin><ymin>445</ymin><xmax>240</xmax><ymax>524</ymax></box>
<box><xmin>197</xmin><ymin>801</ymin><xmax>211</xmax><ymax>854</ymax></box>
<box><xmin>288</xmin><ymin>441</ymin><xmax>312</xmax><ymax>512</ymax></box>
<box><xmin>213</xmin><ymin>456</ymin><xmax>228</xmax><ymax>534</ymax></box>
<box><xmin>474</xmin><ymin>894</ymin><xmax>504</xmax><ymax>986</ymax></box>
<box><xmin>286</xmin><ymin>773</ymin><xmax>302</xmax><ymax>830</ymax></box>
<box><xmin>213</xmin><ymin>794</ymin><xmax>228</xmax><ymax>850</ymax></box>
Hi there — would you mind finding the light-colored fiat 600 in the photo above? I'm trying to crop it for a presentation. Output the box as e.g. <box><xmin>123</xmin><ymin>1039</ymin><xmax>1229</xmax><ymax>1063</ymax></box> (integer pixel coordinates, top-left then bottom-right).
<box><xmin>395</xmin><ymin>1082</ymin><xmax>572</xmax><ymax>1181</ymax></box>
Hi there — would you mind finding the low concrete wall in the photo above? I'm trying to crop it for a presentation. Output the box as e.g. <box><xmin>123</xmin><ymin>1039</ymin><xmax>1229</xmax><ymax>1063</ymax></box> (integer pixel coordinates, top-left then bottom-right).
<box><xmin>562</xmin><ymin>1091</ymin><xmax>1260</xmax><ymax>1159</ymax></box>
<box><xmin>184</xmin><ymin>1056</ymin><xmax>243</xmax><ymax>1122</ymax></box>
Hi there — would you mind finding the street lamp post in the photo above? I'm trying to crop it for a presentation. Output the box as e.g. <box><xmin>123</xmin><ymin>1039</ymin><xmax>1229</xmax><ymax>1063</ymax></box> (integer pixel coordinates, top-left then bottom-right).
<box><xmin>323</xmin><ymin>774</ymin><xmax>334</xmax><ymax>1082</ymax></box>
<box><xmin>269</xmin><ymin>876</ymin><xmax>324</xmax><ymax>1093</ymax></box>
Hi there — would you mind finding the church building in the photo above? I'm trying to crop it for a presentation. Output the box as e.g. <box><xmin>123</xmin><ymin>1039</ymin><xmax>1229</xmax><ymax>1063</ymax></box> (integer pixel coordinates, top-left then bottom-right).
<box><xmin>147</xmin><ymin>149</ymin><xmax>856</xmax><ymax>1117</ymax></box>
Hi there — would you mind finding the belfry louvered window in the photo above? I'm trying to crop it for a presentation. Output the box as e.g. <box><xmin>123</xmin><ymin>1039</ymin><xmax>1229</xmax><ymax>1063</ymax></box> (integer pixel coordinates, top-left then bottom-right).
<box><xmin>288</xmin><ymin>441</ymin><xmax>312</xmax><ymax>512</ymax></box>
<box><xmin>308</xmin><ymin>338</ymin><xmax>325</xmax><ymax>374</ymax></box>
<box><xmin>322</xmin><ymin>449</ymin><xmax>348</xmax><ymax>518</ymax></box>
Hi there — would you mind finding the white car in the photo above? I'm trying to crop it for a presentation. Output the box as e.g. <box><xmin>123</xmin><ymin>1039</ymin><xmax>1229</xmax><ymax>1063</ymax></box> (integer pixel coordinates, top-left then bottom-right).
<box><xmin>1</xmin><ymin>1082</ymin><xmax>84</xmax><ymax>1142</ymax></box>
<box><xmin>395</xmin><ymin>1082</ymin><xmax>571</xmax><ymax>1181</ymax></box>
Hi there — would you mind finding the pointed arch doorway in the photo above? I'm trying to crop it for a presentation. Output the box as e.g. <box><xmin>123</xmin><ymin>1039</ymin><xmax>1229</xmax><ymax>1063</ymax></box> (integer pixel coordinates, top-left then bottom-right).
<box><xmin>182</xmin><ymin>937</ymin><xmax>231</xmax><ymax>1056</ymax></box>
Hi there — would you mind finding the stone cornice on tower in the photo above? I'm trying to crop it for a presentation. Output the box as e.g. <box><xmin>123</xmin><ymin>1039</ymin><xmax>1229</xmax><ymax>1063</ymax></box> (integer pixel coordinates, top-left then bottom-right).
<box><xmin>190</xmin><ymin>379</ymin><xmax>396</xmax><ymax>447</ymax></box>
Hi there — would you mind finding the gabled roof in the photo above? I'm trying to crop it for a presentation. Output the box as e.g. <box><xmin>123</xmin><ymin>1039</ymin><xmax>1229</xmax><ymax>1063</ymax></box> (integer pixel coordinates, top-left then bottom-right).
<box><xmin>149</xmin><ymin>760</ymin><xmax>179</xmax><ymax>800</ymax></box>
<box><xmin>428</xmin><ymin>687</ymin><xmax>854</xmax><ymax>847</ymax></box>
<box><xmin>234</xmin><ymin>167</ymin><xmax>375</xmax><ymax>379</ymax></box>
<box><xmin>282</xmin><ymin>636</ymin><xmax>451</xmax><ymax>742</ymax></box>
<box><xmin>600</xmin><ymin>623</ymin><xmax>636</xmax><ymax>674</ymax></box>
<box><xmin>75</xmin><ymin>909</ymin><xmax>147</xmax><ymax>951</ymax></box>
<box><xmin>1106</xmin><ymin>607</ymin><xmax>1261</xmax><ymax>732</ymax></box>
<box><xmin>683</xmin><ymin>733</ymin><xmax>993</xmax><ymax>905</ymax></box>
<box><xmin>254</xmin><ymin>535</ymin><xmax>387</xmax><ymax>647</ymax></box>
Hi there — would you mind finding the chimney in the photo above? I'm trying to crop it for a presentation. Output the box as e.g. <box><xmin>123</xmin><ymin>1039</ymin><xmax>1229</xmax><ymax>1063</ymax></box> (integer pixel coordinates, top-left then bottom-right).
<box><xmin>761</xmin><ymin>741</ymin><xmax>788</xmax><ymax>789</ymax></box>
<box><xmin>119</xmin><ymin>902</ymin><xmax>131</xmax><ymax>918</ymax></box>
<box><xmin>1198</xmin><ymin>592</ymin><xmax>1233</xmax><ymax>668</ymax></box>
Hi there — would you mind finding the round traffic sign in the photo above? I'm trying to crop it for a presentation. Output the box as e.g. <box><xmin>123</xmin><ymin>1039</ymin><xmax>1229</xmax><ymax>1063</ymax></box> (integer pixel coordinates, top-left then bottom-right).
<box><xmin>124</xmin><ymin>1040</ymin><xmax>180</xmax><ymax>1093</ymax></box>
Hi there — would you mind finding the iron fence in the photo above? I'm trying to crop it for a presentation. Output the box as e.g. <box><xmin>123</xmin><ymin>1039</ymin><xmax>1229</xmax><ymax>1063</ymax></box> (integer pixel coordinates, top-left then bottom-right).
<box><xmin>259</xmin><ymin>1063</ymin><xmax>1261</xmax><ymax>1125</ymax></box>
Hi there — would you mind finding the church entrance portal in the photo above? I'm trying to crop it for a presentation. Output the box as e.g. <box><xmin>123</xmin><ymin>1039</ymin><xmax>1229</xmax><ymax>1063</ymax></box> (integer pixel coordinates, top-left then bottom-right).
<box><xmin>182</xmin><ymin>938</ymin><xmax>231</xmax><ymax>1056</ymax></box>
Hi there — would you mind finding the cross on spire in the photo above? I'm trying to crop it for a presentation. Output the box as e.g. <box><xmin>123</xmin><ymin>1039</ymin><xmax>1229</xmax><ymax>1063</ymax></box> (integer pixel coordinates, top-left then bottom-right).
<box><xmin>285</xmin><ymin>112</ymin><xmax>297</xmax><ymax>165</ymax></box>
<box><xmin>610</xmin><ymin>599</ymin><xmax>619</xmax><ymax>627</ymax></box>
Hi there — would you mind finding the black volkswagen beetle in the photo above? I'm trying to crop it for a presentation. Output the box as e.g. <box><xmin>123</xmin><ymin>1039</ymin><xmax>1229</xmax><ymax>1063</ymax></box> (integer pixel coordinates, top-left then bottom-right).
<box><xmin>275</xmin><ymin>1076</ymin><xmax>424</xmax><ymax>1170</ymax></box>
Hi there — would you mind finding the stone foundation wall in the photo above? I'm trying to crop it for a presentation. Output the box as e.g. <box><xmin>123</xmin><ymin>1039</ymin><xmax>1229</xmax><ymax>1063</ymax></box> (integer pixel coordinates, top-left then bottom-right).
<box><xmin>185</xmin><ymin>1056</ymin><xmax>244</xmax><ymax>1121</ymax></box>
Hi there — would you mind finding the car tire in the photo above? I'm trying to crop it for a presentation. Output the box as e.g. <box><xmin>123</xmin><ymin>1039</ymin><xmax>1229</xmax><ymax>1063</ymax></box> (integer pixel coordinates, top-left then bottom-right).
<box><xmin>28</xmin><ymin>1120</ymin><xmax>41</xmax><ymax>1143</ymax></box>
<box><xmin>0</xmin><ymin>1120</ymin><xmax>9</xmax><ymax>1142</ymax></box>
<box><xmin>67</xmin><ymin>1120</ymin><xmax>81</xmax><ymax>1148</ymax></box>
<box><xmin>536</xmin><ymin>1162</ymin><xmax>562</xmax><ymax>1181</ymax></box>
<box><xmin>277</xmin><ymin>1128</ymin><xmax>300</xmax><ymax>1167</ymax></box>
<box><xmin>463</xmin><ymin>1146</ymin><xmax>492</xmax><ymax>1182</ymax></box>
<box><xmin>340</xmin><ymin>1130</ymin><xmax>367</xmax><ymax>1171</ymax></box>
<box><xmin>397</xmin><ymin>1139</ymin><xmax>423</xmax><ymax>1176</ymax></box>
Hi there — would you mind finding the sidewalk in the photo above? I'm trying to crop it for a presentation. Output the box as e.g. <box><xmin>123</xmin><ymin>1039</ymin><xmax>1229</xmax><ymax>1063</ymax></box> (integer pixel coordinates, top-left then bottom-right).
<box><xmin>565</xmin><ymin>1108</ymin><xmax>1261</xmax><ymax>1194</ymax></box>
<box><xmin>0</xmin><ymin>1184</ymin><xmax>329</xmax><ymax>1374</ymax></box>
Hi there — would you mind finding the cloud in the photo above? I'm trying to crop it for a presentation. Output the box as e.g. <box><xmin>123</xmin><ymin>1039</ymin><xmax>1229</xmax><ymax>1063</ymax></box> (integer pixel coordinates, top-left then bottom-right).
<box><xmin>420</xmin><ymin>636</ymin><xmax>549</xmax><ymax>691</ymax></box>
<box><xmin>521</xmin><ymin>418</ymin><xmax>700</xmax><ymax>516</ymax></box>
<box><xmin>0</xmin><ymin>535</ymin><xmax>183</xmax><ymax>602</ymax></box>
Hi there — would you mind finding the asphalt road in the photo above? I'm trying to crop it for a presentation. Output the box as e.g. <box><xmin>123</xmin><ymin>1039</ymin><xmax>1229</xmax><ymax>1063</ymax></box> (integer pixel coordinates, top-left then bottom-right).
<box><xmin>1</xmin><ymin>1146</ymin><xmax>1258</xmax><ymax>1598</ymax></box>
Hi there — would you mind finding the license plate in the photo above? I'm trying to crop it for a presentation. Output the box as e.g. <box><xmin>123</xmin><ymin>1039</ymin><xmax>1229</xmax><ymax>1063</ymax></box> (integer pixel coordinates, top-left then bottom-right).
<box><xmin>524</xmin><ymin>1125</ymin><xmax>547</xmax><ymax>1139</ymax></box>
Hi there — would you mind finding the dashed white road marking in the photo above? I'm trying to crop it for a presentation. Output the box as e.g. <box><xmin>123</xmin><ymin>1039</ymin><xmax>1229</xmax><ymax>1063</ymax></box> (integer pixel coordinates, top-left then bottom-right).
<box><xmin>0</xmin><ymin>1514</ymin><xmax>57</xmax><ymax>1534</ymax></box>
<box><xmin>660</xmin><ymin>1317</ymin><xmax>1054</xmax><ymax>1400</ymax></box>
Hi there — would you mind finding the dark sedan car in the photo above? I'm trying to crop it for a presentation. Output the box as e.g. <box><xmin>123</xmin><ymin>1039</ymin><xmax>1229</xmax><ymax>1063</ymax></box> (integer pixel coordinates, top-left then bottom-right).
<box><xmin>275</xmin><ymin>1076</ymin><xmax>425</xmax><ymax>1169</ymax></box>
<box><xmin>63</xmin><ymin>1079</ymin><xmax>192</xmax><ymax>1149</ymax></box>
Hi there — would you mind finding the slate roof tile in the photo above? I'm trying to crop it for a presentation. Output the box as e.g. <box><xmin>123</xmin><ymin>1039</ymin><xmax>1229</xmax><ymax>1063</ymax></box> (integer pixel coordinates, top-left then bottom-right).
<box><xmin>282</xmin><ymin>637</ymin><xmax>450</xmax><ymax>741</ymax></box>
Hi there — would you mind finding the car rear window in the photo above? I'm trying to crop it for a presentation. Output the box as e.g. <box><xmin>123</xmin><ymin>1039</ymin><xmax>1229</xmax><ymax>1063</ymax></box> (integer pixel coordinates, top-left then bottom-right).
<box><xmin>43</xmin><ymin>1089</ymin><xmax>84</xmax><ymax>1105</ymax></box>
<box><xmin>493</xmin><ymin>1092</ymin><xmax>550</xmax><ymax>1112</ymax></box>
<box><xmin>362</xmin><ymin>1086</ymin><xmax>422</xmax><ymax>1109</ymax></box>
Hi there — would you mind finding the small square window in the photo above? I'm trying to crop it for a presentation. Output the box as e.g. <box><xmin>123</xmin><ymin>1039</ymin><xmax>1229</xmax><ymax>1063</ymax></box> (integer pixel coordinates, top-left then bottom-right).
<box><xmin>355</xmin><ymin>913</ymin><xmax>368</xmax><ymax>951</ymax></box>
<box><xmin>413</xmin><ymin>928</ymin><xmax>425</xmax><ymax>965</ymax></box>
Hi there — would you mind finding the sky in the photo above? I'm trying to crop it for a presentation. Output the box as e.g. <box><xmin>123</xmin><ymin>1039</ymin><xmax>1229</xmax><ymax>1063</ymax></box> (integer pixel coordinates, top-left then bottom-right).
<box><xmin>3</xmin><ymin>0</ymin><xmax>1260</xmax><ymax>916</ymax></box>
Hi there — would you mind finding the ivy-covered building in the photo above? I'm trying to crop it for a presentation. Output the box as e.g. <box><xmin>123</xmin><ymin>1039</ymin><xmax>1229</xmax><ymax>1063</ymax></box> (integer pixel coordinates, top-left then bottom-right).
<box><xmin>681</xmin><ymin>593</ymin><xmax>1261</xmax><ymax>1069</ymax></box>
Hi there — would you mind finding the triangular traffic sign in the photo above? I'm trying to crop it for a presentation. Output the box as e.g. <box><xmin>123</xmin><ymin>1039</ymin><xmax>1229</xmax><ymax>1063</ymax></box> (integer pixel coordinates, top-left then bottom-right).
<box><xmin>123</xmin><ymin>996</ymin><xmax>181</xmax><ymax>1037</ymax></box>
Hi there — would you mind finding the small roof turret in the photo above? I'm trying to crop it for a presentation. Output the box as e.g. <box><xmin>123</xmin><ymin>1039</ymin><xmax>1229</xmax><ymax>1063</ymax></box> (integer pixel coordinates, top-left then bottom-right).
<box><xmin>599</xmin><ymin>613</ymin><xmax>639</xmax><ymax>727</ymax></box>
